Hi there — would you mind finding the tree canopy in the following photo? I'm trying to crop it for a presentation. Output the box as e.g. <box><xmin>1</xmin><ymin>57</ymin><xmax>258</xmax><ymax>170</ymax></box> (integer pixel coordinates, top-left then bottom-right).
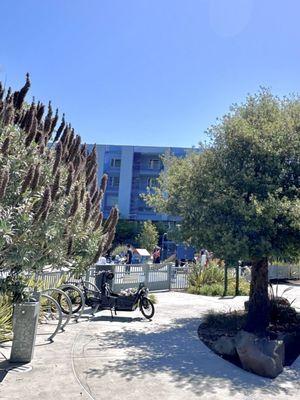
<box><xmin>147</xmin><ymin>89</ymin><xmax>300</xmax><ymax>265</ymax></box>
<box><xmin>135</xmin><ymin>220</ymin><xmax>159</xmax><ymax>252</ymax></box>
<box><xmin>147</xmin><ymin>89</ymin><xmax>300</xmax><ymax>332</ymax></box>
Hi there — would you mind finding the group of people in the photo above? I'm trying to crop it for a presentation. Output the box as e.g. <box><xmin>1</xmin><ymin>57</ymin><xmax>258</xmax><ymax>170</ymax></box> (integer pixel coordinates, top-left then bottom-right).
<box><xmin>96</xmin><ymin>243</ymin><xmax>210</xmax><ymax>274</ymax></box>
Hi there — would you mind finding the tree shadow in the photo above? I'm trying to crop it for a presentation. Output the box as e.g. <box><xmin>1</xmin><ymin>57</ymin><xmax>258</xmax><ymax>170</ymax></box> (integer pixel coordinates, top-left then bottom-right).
<box><xmin>90</xmin><ymin>315</ymin><xmax>144</xmax><ymax>323</ymax></box>
<box><xmin>82</xmin><ymin>317</ymin><xmax>300</xmax><ymax>397</ymax></box>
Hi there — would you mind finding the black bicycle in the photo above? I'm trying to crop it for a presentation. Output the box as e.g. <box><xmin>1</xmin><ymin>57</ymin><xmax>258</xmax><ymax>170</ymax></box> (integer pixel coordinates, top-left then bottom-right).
<box><xmin>57</xmin><ymin>271</ymin><xmax>155</xmax><ymax>320</ymax></box>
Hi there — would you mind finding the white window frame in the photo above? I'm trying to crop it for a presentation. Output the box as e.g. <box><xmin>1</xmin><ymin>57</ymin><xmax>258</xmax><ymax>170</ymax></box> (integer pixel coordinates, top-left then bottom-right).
<box><xmin>148</xmin><ymin>159</ymin><xmax>160</xmax><ymax>169</ymax></box>
<box><xmin>110</xmin><ymin>158</ymin><xmax>121</xmax><ymax>168</ymax></box>
<box><xmin>106</xmin><ymin>195</ymin><xmax>118</xmax><ymax>208</ymax></box>
<box><xmin>109</xmin><ymin>176</ymin><xmax>120</xmax><ymax>188</ymax></box>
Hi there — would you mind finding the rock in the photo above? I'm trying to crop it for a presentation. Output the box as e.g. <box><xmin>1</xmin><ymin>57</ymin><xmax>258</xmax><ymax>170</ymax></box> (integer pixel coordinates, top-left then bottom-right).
<box><xmin>235</xmin><ymin>330</ymin><xmax>285</xmax><ymax>378</ymax></box>
<box><xmin>212</xmin><ymin>335</ymin><xmax>236</xmax><ymax>356</ymax></box>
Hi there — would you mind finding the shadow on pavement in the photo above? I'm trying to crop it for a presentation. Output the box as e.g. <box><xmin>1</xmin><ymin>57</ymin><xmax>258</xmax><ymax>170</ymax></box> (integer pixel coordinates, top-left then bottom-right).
<box><xmin>90</xmin><ymin>315</ymin><xmax>144</xmax><ymax>323</ymax></box>
<box><xmin>0</xmin><ymin>360</ymin><xmax>30</xmax><ymax>383</ymax></box>
<box><xmin>0</xmin><ymin>360</ymin><xmax>8</xmax><ymax>382</ymax></box>
<box><xmin>83</xmin><ymin>317</ymin><xmax>300</xmax><ymax>398</ymax></box>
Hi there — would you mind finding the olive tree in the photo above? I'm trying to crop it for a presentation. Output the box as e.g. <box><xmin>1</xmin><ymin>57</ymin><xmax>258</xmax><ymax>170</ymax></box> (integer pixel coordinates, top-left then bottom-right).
<box><xmin>146</xmin><ymin>90</ymin><xmax>300</xmax><ymax>334</ymax></box>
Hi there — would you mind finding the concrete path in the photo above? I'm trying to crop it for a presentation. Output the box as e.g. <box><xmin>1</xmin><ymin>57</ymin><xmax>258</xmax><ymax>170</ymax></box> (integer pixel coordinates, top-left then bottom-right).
<box><xmin>1</xmin><ymin>287</ymin><xmax>300</xmax><ymax>400</ymax></box>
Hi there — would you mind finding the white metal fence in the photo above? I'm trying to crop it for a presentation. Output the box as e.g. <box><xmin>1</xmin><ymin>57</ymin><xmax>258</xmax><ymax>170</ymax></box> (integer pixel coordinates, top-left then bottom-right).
<box><xmin>44</xmin><ymin>263</ymin><xmax>300</xmax><ymax>291</ymax></box>
<box><xmin>268</xmin><ymin>264</ymin><xmax>300</xmax><ymax>281</ymax></box>
<box><xmin>1</xmin><ymin>263</ymin><xmax>299</xmax><ymax>294</ymax></box>
<box><xmin>85</xmin><ymin>264</ymin><xmax>175</xmax><ymax>292</ymax></box>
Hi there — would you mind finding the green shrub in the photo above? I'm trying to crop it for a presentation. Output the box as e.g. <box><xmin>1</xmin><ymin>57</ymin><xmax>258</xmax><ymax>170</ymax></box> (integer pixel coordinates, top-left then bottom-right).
<box><xmin>188</xmin><ymin>260</ymin><xmax>224</xmax><ymax>287</ymax></box>
<box><xmin>202</xmin><ymin>309</ymin><xmax>247</xmax><ymax>331</ymax></box>
<box><xmin>148</xmin><ymin>293</ymin><xmax>157</xmax><ymax>304</ymax></box>
<box><xmin>188</xmin><ymin>260</ymin><xmax>249</xmax><ymax>296</ymax></box>
<box><xmin>0</xmin><ymin>294</ymin><xmax>13</xmax><ymax>342</ymax></box>
<box><xmin>112</xmin><ymin>245</ymin><xmax>127</xmax><ymax>257</ymax></box>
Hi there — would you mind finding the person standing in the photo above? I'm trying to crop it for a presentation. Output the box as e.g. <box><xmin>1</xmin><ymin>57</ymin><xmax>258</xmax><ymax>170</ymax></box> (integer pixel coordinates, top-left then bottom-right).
<box><xmin>152</xmin><ymin>246</ymin><xmax>161</xmax><ymax>264</ymax></box>
<box><xmin>200</xmin><ymin>249</ymin><xmax>207</xmax><ymax>268</ymax></box>
<box><xmin>125</xmin><ymin>244</ymin><xmax>133</xmax><ymax>274</ymax></box>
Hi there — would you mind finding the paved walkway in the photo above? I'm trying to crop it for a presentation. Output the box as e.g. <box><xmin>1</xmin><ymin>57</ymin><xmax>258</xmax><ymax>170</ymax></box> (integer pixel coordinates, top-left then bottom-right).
<box><xmin>1</xmin><ymin>287</ymin><xmax>300</xmax><ymax>400</ymax></box>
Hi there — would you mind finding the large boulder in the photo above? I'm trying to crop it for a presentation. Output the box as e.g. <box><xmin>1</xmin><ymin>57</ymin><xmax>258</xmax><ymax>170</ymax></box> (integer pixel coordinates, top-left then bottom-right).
<box><xmin>211</xmin><ymin>335</ymin><xmax>236</xmax><ymax>356</ymax></box>
<box><xmin>235</xmin><ymin>330</ymin><xmax>284</xmax><ymax>378</ymax></box>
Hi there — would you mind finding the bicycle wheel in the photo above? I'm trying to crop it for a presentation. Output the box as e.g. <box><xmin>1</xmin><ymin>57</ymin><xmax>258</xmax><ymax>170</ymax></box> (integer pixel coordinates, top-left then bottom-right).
<box><xmin>140</xmin><ymin>297</ymin><xmax>155</xmax><ymax>319</ymax></box>
<box><xmin>58</xmin><ymin>286</ymin><xmax>83</xmax><ymax>314</ymax></box>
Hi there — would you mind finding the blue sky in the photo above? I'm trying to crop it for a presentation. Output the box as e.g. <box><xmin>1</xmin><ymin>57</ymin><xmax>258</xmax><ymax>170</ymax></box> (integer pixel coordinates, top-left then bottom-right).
<box><xmin>0</xmin><ymin>0</ymin><xmax>299</xmax><ymax>147</ymax></box>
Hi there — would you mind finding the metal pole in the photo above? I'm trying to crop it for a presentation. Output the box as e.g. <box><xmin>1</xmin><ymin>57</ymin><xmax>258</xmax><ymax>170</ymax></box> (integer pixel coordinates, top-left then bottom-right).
<box><xmin>162</xmin><ymin>233</ymin><xmax>167</xmax><ymax>261</ymax></box>
<box><xmin>223</xmin><ymin>264</ymin><xmax>228</xmax><ymax>297</ymax></box>
<box><xmin>235</xmin><ymin>262</ymin><xmax>240</xmax><ymax>296</ymax></box>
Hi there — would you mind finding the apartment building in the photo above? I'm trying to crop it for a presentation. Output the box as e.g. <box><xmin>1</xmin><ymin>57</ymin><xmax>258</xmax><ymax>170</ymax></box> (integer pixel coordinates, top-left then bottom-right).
<box><xmin>90</xmin><ymin>144</ymin><xmax>190</xmax><ymax>221</ymax></box>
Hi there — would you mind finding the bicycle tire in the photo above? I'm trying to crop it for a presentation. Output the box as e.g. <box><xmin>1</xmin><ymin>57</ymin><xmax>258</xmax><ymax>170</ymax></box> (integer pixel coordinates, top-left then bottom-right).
<box><xmin>140</xmin><ymin>297</ymin><xmax>155</xmax><ymax>319</ymax></box>
<box><xmin>57</xmin><ymin>286</ymin><xmax>83</xmax><ymax>315</ymax></box>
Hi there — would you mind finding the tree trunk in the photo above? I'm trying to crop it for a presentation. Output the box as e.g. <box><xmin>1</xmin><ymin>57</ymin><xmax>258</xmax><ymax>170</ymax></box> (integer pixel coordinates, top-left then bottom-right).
<box><xmin>245</xmin><ymin>257</ymin><xmax>270</xmax><ymax>335</ymax></box>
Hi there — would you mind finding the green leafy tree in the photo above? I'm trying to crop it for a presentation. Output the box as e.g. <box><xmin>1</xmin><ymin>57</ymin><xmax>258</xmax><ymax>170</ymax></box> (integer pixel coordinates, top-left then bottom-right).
<box><xmin>135</xmin><ymin>220</ymin><xmax>159</xmax><ymax>253</ymax></box>
<box><xmin>0</xmin><ymin>75</ymin><xmax>118</xmax><ymax>299</ymax></box>
<box><xmin>114</xmin><ymin>219</ymin><xmax>169</xmax><ymax>247</ymax></box>
<box><xmin>146</xmin><ymin>89</ymin><xmax>300</xmax><ymax>334</ymax></box>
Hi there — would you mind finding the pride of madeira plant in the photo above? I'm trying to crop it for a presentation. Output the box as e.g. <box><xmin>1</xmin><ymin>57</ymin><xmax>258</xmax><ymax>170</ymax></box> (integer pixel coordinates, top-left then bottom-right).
<box><xmin>0</xmin><ymin>74</ymin><xmax>118</xmax><ymax>301</ymax></box>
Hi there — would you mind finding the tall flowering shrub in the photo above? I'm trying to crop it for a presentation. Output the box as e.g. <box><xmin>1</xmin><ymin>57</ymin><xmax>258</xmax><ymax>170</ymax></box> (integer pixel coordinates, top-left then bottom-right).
<box><xmin>0</xmin><ymin>75</ymin><xmax>118</xmax><ymax>292</ymax></box>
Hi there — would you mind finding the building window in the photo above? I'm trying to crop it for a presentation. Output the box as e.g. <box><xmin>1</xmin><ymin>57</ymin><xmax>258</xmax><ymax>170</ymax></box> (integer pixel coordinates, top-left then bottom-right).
<box><xmin>106</xmin><ymin>195</ymin><xmax>118</xmax><ymax>208</ymax></box>
<box><xmin>138</xmin><ymin>205</ymin><xmax>152</xmax><ymax>212</ymax></box>
<box><xmin>149</xmin><ymin>159</ymin><xmax>160</xmax><ymax>169</ymax></box>
<box><xmin>147</xmin><ymin>177</ymin><xmax>157</xmax><ymax>188</ymax></box>
<box><xmin>108</xmin><ymin>176</ymin><xmax>120</xmax><ymax>188</ymax></box>
<box><xmin>132</xmin><ymin>177</ymin><xmax>140</xmax><ymax>189</ymax></box>
<box><xmin>110</xmin><ymin>158</ymin><xmax>121</xmax><ymax>168</ymax></box>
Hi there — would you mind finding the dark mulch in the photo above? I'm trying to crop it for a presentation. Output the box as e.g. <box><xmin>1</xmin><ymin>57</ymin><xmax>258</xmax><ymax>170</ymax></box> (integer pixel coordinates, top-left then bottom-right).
<box><xmin>198</xmin><ymin>305</ymin><xmax>300</xmax><ymax>367</ymax></box>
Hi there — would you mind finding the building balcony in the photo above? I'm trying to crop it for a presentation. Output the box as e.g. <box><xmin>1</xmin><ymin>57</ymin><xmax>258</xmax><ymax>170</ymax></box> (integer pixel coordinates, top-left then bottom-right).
<box><xmin>133</xmin><ymin>167</ymin><xmax>161</xmax><ymax>175</ymax></box>
<box><xmin>105</xmin><ymin>187</ymin><xmax>119</xmax><ymax>193</ymax></box>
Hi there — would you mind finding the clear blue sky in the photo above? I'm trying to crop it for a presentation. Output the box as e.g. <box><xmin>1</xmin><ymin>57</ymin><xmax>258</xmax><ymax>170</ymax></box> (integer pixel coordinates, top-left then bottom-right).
<box><xmin>0</xmin><ymin>0</ymin><xmax>299</xmax><ymax>147</ymax></box>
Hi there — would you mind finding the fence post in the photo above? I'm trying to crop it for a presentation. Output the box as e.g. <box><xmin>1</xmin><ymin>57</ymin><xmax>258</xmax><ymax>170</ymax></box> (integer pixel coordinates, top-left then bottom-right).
<box><xmin>85</xmin><ymin>268</ymin><xmax>90</xmax><ymax>282</ymax></box>
<box><xmin>235</xmin><ymin>263</ymin><xmax>240</xmax><ymax>296</ymax></box>
<box><xmin>167</xmin><ymin>264</ymin><xmax>172</xmax><ymax>291</ymax></box>
<box><xmin>223</xmin><ymin>265</ymin><xmax>228</xmax><ymax>296</ymax></box>
<box><xmin>144</xmin><ymin>264</ymin><xmax>149</xmax><ymax>287</ymax></box>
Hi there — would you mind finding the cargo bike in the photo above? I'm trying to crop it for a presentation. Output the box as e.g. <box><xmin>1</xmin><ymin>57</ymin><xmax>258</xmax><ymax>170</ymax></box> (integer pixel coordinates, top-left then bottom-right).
<box><xmin>57</xmin><ymin>270</ymin><xmax>155</xmax><ymax>320</ymax></box>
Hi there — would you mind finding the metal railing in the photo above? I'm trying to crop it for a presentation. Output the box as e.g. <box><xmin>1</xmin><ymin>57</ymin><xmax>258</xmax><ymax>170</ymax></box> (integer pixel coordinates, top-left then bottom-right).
<box><xmin>2</xmin><ymin>263</ymin><xmax>300</xmax><ymax>291</ymax></box>
<box><xmin>0</xmin><ymin>264</ymin><xmax>193</xmax><ymax>292</ymax></box>
<box><xmin>85</xmin><ymin>263</ymin><xmax>195</xmax><ymax>291</ymax></box>
<box><xmin>268</xmin><ymin>263</ymin><xmax>300</xmax><ymax>281</ymax></box>
<box><xmin>85</xmin><ymin>263</ymin><xmax>175</xmax><ymax>292</ymax></box>
<box><xmin>171</xmin><ymin>266</ymin><xmax>192</xmax><ymax>290</ymax></box>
